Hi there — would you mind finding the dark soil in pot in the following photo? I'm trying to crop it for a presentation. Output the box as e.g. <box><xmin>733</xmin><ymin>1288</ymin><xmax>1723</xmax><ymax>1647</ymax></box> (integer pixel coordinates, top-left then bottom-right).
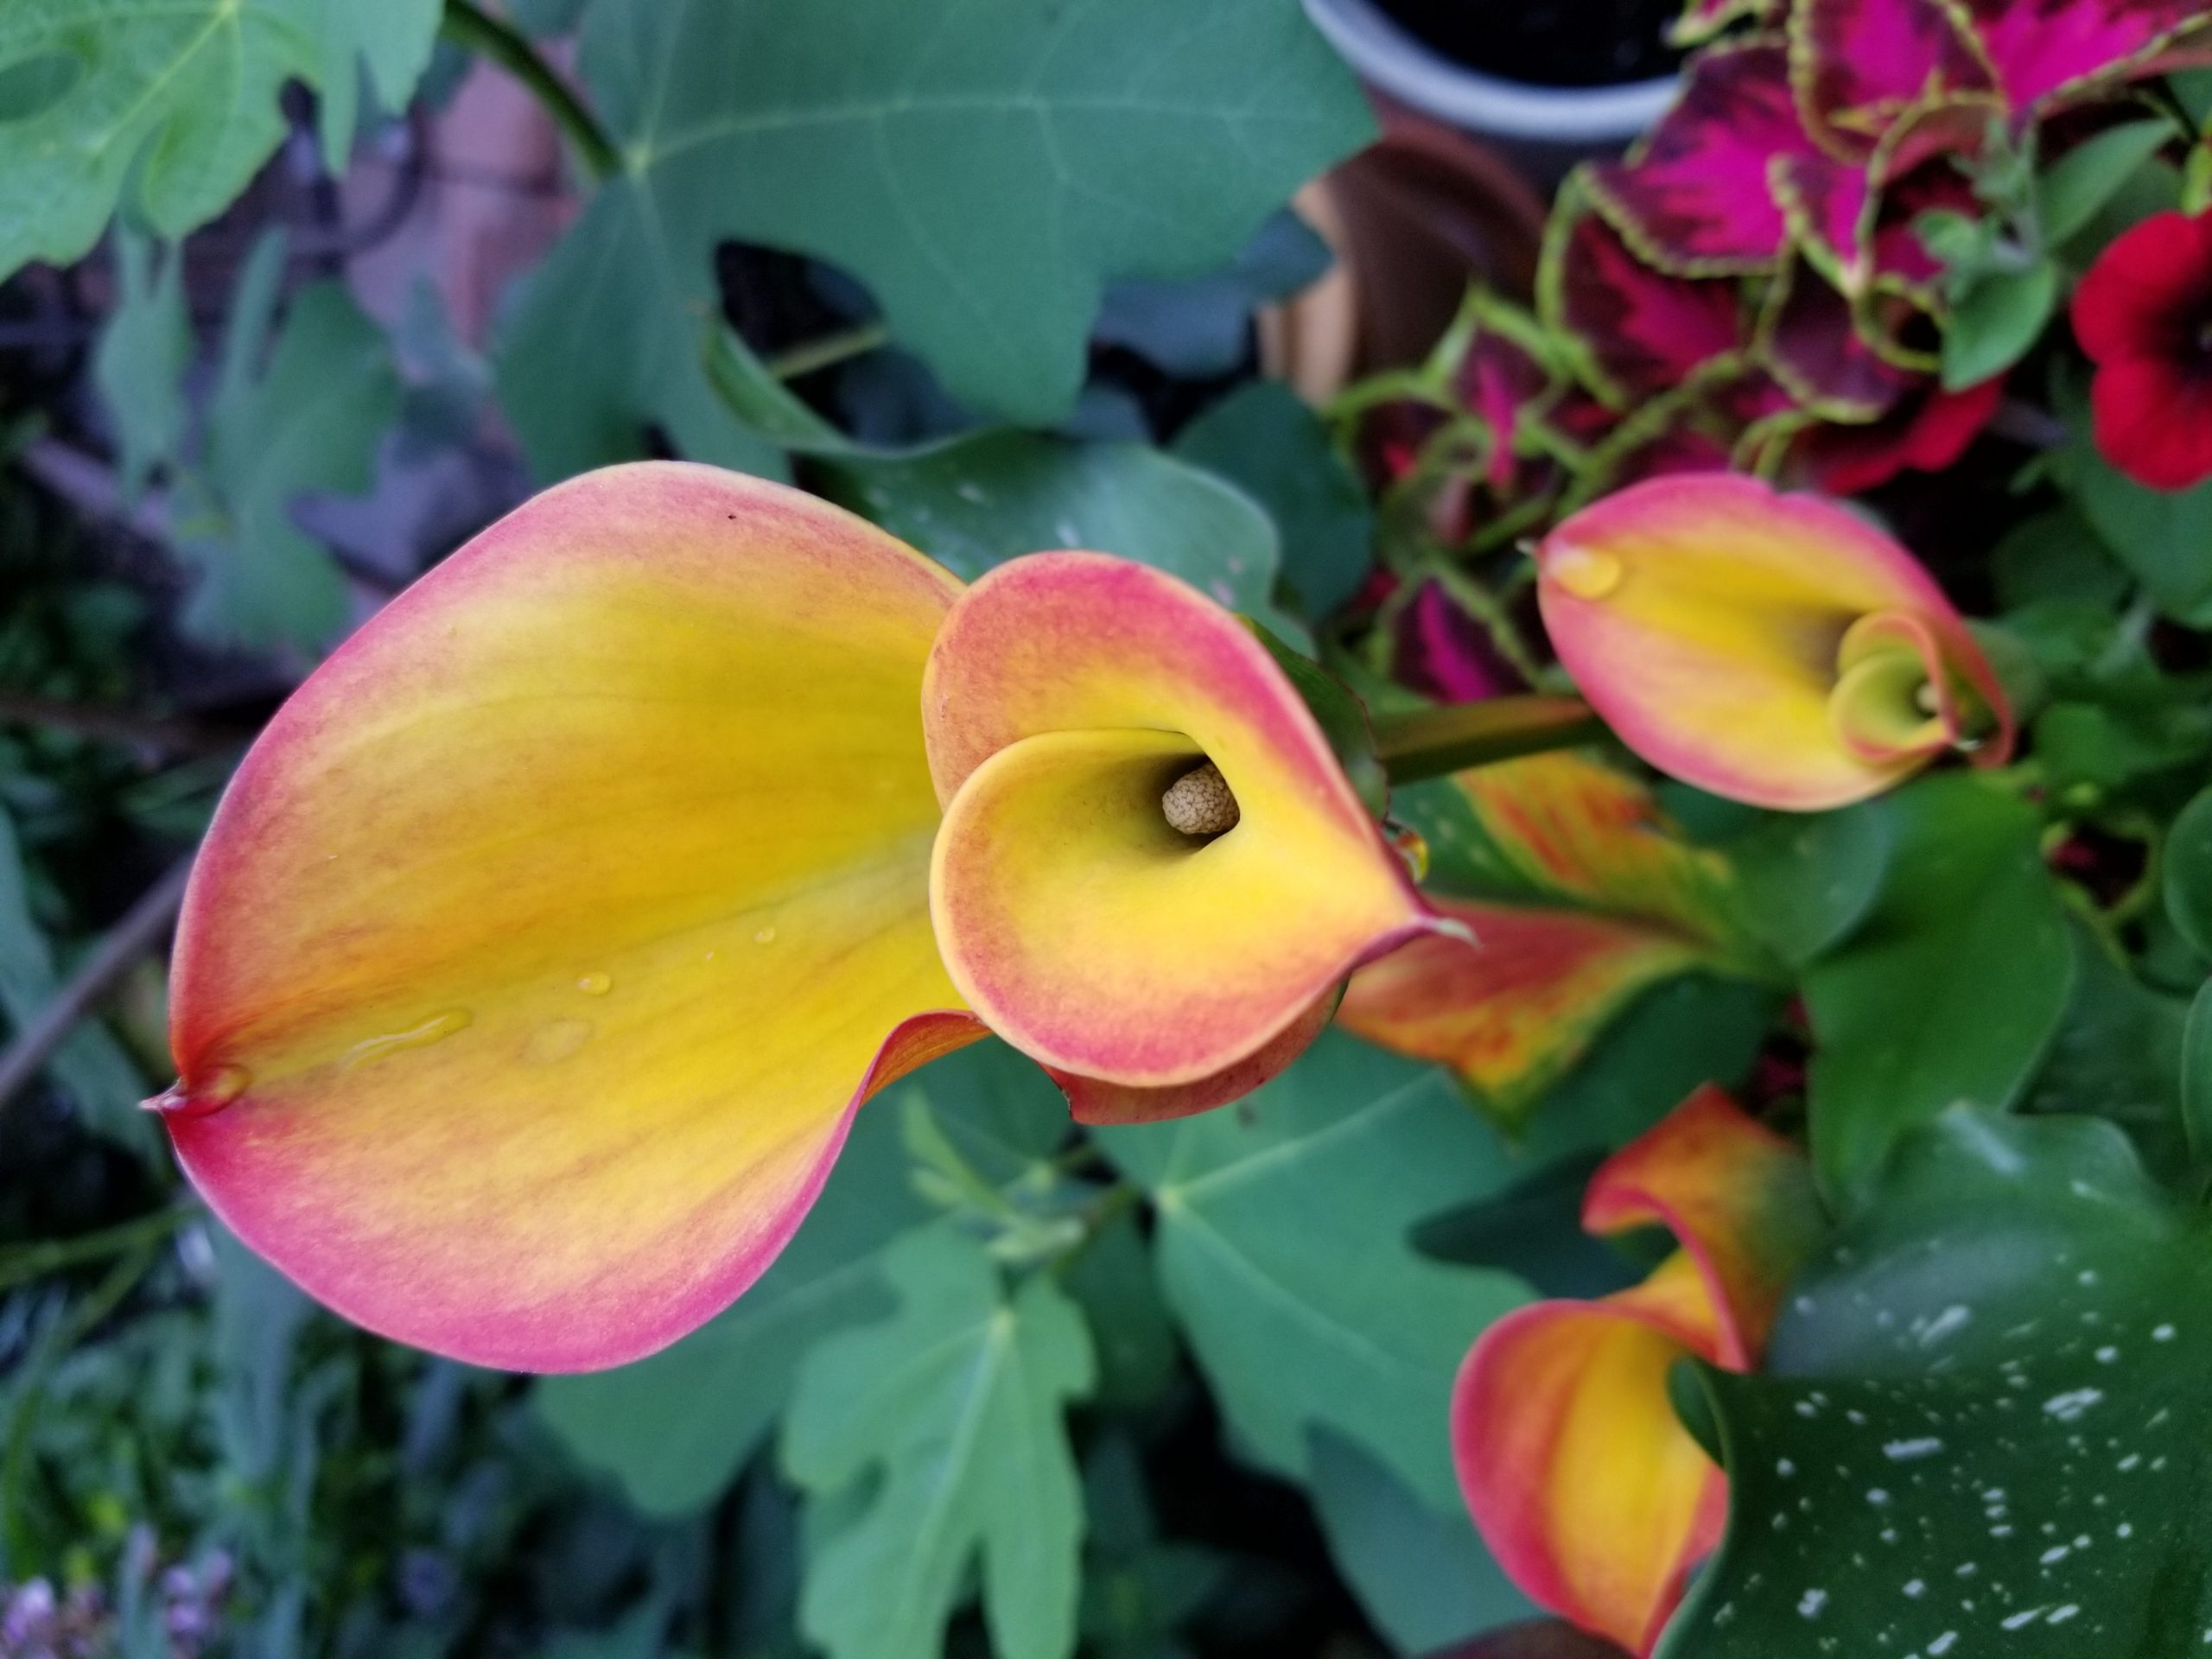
<box><xmin>1371</xmin><ymin>0</ymin><xmax>1682</xmax><ymax>86</ymax></box>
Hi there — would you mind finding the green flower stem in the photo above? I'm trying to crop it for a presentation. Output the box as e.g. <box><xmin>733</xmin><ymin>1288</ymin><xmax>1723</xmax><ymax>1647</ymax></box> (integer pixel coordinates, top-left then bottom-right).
<box><xmin>0</xmin><ymin>856</ymin><xmax>194</xmax><ymax>1118</ymax></box>
<box><xmin>1048</xmin><ymin>1179</ymin><xmax>1141</xmax><ymax>1277</ymax></box>
<box><xmin>1465</xmin><ymin>496</ymin><xmax>1553</xmax><ymax>557</ymax></box>
<box><xmin>764</xmin><ymin>320</ymin><xmax>891</xmax><ymax>381</ymax></box>
<box><xmin>1370</xmin><ymin>694</ymin><xmax>1605</xmax><ymax>786</ymax></box>
<box><xmin>0</xmin><ymin>694</ymin><xmax>246</xmax><ymax>757</ymax></box>
<box><xmin>440</xmin><ymin>0</ymin><xmax>621</xmax><ymax>183</ymax></box>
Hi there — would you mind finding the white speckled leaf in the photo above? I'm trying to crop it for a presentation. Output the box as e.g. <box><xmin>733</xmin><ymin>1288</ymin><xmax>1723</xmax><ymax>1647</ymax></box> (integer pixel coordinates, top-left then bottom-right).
<box><xmin>1664</xmin><ymin>1111</ymin><xmax>2212</xmax><ymax>1659</ymax></box>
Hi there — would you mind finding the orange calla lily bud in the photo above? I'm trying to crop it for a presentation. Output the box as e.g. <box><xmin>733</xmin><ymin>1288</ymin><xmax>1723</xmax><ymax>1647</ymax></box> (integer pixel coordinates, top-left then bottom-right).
<box><xmin>153</xmin><ymin>463</ymin><xmax>1433</xmax><ymax>1370</ymax></box>
<box><xmin>1452</xmin><ymin>1088</ymin><xmax>1821</xmax><ymax>1656</ymax></box>
<box><xmin>1535</xmin><ymin>475</ymin><xmax>2012</xmax><ymax>810</ymax></box>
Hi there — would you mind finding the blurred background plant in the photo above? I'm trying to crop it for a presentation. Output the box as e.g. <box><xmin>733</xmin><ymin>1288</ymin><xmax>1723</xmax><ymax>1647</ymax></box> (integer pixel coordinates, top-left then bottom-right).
<box><xmin>7</xmin><ymin>0</ymin><xmax>2212</xmax><ymax>1656</ymax></box>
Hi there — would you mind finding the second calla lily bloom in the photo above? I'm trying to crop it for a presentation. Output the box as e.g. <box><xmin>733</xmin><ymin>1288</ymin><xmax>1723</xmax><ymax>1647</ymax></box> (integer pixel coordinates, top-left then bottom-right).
<box><xmin>1452</xmin><ymin>1089</ymin><xmax>1821</xmax><ymax>1656</ymax></box>
<box><xmin>1535</xmin><ymin>474</ymin><xmax>2013</xmax><ymax>810</ymax></box>
<box><xmin>154</xmin><ymin>462</ymin><xmax>1438</xmax><ymax>1371</ymax></box>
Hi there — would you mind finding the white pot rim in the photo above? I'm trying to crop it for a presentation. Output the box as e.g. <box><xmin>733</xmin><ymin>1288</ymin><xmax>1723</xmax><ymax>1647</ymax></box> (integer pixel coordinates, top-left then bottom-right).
<box><xmin>1305</xmin><ymin>0</ymin><xmax>1681</xmax><ymax>143</ymax></box>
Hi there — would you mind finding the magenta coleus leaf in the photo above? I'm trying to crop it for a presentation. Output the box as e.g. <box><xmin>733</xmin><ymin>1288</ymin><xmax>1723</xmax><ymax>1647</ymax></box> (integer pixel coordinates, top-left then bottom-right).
<box><xmin>1866</xmin><ymin>158</ymin><xmax>1981</xmax><ymax>301</ymax></box>
<box><xmin>1758</xmin><ymin>262</ymin><xmax>1912</xmax><ymax>417</ymax></box>
<box><xmin>1789</xmin><ymin>0</ymin><xmax>1993</xmax><ymax>156</ymax></box>
<box><xmin>1545</xmin><ymin>202</ymin><xmax>1748</xmax><ymax>404</ymax></box>
<box><xmin>1671</xmin><ymin>0</ymin><xmax>1783</xmax><ymax>43</ymax></box>
<box><xmin>1586</xmin><ymin>40</ymin><xmax>1808</xmax><ymax>274</ymax></box>
<box><xmin>1794</xmin><ymin>375</ymin><xmax>2005</xmax><ymax>494</ymax></box>
<box><xmin>1955</xmin><ymin>0</ymin><xmax>2212</xmax><ymax>111</ymax></box>
<box><xmin>1778</xmin><ymin>107</ymin><xmax>1992</xmax><ymax>301</ymax></box>
<box><xmin>1771</xmin><ymin>148</ymin><xmax>1873</xmax><ymax>289</ymax></box>
<box><xmin>1672</xmin><ymin>0</ymin><xmax>1783</xmax><ymax>44</ymax></box>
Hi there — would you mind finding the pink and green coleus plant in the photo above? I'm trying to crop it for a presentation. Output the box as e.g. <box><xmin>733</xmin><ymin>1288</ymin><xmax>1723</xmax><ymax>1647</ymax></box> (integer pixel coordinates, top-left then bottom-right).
<box><xmin>1356</xmin><ymin>0</ymin><xmax>2212</xmax><ymax>583</ymax></box>
<box><xmin>1602</xmin><ymin>0</ymin><xmax>2212</xmax><ymax>314</ymax></box>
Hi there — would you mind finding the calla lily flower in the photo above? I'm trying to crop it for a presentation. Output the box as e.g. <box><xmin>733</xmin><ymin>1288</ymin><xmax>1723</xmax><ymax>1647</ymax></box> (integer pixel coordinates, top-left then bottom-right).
<box><xmin>1535</xmin><ymin>474</ymin><xmax>2012</xmax><ymax>810</ymax></box>
<box><xmin>1452</xmin><ymin>1088</ymin><xmax>1820</xmax><ymax>1656</ymax></box>
<box><xmin>152</xmin><ymin>462</ymin><xmax>1437</xmax><ymax>1370</ymax></box>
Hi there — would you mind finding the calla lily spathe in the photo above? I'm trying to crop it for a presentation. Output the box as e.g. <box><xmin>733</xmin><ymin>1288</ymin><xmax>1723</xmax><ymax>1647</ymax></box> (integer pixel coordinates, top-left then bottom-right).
<box><xmin>1452</xmin><ymin>1088</ymin><xmax>1821</xmax><ymax>1656</ymax></box>
<box><xmin>1536</xmin><ymin>474</ymin><xmax>2012</xmax><ymax>810</ymax></box>
<box><xmin>155</xmin><ymin>462</ymin><xmax>1437</xmax><ymax>1370</ymax></box>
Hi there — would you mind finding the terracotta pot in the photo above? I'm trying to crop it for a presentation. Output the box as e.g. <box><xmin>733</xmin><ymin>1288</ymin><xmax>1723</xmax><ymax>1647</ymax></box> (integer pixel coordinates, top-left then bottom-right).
<box><xmin>1260</xmin><ymin>99</ymin><xmax>1550</xmax><ymax>400</ymax></box>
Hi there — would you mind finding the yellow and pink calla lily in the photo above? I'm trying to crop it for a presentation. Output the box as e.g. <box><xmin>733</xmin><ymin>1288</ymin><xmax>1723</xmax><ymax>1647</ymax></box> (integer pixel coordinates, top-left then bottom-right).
<box><xmin>153</xmin><ymin>462</ymin><xmax>1441</xmax><ymax>1371</ymax></box>
<box><xmin>1452</xmin><ymin>1087</ymin><xmax>1821</xmax><ymax>1656</ymax></box>
<box><xmin>1535</xmin><ymin>474</ymin><xmax>2013</xmax><ymax>810</ymax></box>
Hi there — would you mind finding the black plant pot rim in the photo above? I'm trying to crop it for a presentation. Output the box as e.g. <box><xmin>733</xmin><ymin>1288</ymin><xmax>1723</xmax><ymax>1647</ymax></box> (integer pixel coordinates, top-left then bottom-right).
<box><xmin>1304</xmin><ymin>0</ymin><xmax>1680</xmax><ymax>143</ymax></box>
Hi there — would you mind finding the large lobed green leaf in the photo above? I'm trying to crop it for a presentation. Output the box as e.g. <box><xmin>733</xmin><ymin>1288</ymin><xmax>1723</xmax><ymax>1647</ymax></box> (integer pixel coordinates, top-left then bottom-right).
<box><xmin>817</xmin><ymin>429</ymin><xmax>1281</xmax><ymax>612</ymax></box>
<box><xmin>89</xmin><ymin>230</ymin><xmax>190</xmax><ymax>502</ymax></box>
<box><xmin>0</xmin><ymin>0</ymin><xmax>440</xmax><ymax>280</ymax></box>
<box><xmin>169</xmin><ymin>233</ymin><xmax>398</xmax><ymax>650</ymax></box>
<box><xmin>1306</xmin><ymin>1430</ymin><xmax>1540</xmax><ymax>1656</ymax></box>
<box><xmin>1170</xmin><ymin>380</ymin><xmax>1374</xmax><ymax>620</ymax></box>
<box><xmin>494</xmin><ymin>178</ymin><xmax>790</xmax><ymax>485</ymax></box>
<box><xmin>1664</xmin><ymin>1110</ymin><xmax>2212</xmax><ymax>1659</ymax></box>
<box><xmin>700</xmin><ymin>324</ymin><xmax>1298</xmax><ymax>626</ymax></box>
<box><xmin>783</xmin><ymin>1227</ymin><xmax>1094</xmax><ymax>1659</ymax></box>
<box><xmin>1101</xmin><ymin>1030</ymin><xmax>1532</xmax><ymax>1512</ymax></box>
<box><xmin>543</xmin><ymin>1040</ymin><xmax>1124</xmax><ymax>1659</ymax></box>
<box><xmin>495</xmin><ymin>0</ymin><xmax>1371</xmax><ymax>471</ymax></box>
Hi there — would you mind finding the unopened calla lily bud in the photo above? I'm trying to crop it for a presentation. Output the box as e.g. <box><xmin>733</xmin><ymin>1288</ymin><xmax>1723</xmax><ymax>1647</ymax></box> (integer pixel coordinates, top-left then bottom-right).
<box><xmin>154</xmin><ymin>463</ymin><xmax>1438</xmax><ymax>1370</ymax></box>
<box><xmin>1535</xmin><ymin>474</ymin><xmax>2012</xmax><ymax>810</ymax></box>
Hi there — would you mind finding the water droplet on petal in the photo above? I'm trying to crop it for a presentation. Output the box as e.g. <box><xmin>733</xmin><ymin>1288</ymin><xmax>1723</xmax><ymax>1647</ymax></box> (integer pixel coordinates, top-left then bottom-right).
<box><xmin>145</xmin><ymin>1064</ymin><xmax>251</xmax><ymax>1119</ymax></box>
<box><xmin>1387</xmin><ymin>822</ymin><xmax>1430</xmax><ymax>882</ymax></box>
<box><xmin>576</xmin><ymin>971</ymin><xmax>613</xmax><ymax>995</ymax></box>
<box><xmin>340</xmin><ymin>1008</ymin><xmax>473</xmax><ymax>1071</ymax></box>
<box><xmin>753</xmin><ymin>926</ymin><xmax>777</xmax><ymax>944</ymax></box>
<box><xmin>1548</xmin><ymin>544</ymin><xmax>1623</xmax><ymax>600</ymax></box>
<box><xmin>524</xmin><ymin>1018</ymin><xmax>593</xmax><ymax>1064</ymax></box>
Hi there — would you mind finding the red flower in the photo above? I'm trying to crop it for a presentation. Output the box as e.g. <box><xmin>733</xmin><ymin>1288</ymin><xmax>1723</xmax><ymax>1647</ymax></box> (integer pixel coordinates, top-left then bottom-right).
<box><xmin>2073</xmin><ymin>210</ymin><xmax>2212</xmax><ymax>491</ymax></box>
